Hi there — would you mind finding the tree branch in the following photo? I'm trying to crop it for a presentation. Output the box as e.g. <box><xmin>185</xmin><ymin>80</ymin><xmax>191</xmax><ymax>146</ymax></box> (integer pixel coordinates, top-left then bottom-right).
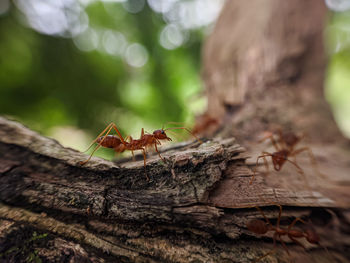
<box><xmin>1</xmin><ymin>117</ymin><xmax>349</xmax><ymax>262</ymax></box>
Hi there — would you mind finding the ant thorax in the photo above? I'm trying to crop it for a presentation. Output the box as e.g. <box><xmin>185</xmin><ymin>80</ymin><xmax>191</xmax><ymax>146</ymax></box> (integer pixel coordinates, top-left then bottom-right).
<box><xmin>273</xmin><ymin>150</ymin><xmax>289</xmax><ymax>160</ymax></box>
<box><xmin>142</xmin><ymin>133</ymin><xmax>157</xmax><ymax>144</ymax></box>
<box><xmin>280</xmin><ymin>132</ymin><xmax>300</xmax><ymax>149</ymax></box>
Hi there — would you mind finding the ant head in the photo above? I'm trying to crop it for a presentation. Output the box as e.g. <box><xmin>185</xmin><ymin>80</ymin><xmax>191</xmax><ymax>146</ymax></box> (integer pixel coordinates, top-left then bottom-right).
<box><xmin>304</xmin><ymin>228</ymin><xmax>320</xmax><ymax>244</ymax></box>
<box><xmin>272</xmin><ymin>151</ymin><xmax>288</xmax><ymax>170</ymax></box>
<box><xmin>153</xmin><ymin>129</ymin><xmax>172</xmax><ymax>141</ymax></box>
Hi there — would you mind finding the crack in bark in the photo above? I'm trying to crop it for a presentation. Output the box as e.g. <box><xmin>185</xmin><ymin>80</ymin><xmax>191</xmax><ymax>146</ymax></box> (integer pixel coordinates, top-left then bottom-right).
<box><xmin>0</xmin><ymin>117</ymin><xmax>349</xmax><ymax>262</ymax></box>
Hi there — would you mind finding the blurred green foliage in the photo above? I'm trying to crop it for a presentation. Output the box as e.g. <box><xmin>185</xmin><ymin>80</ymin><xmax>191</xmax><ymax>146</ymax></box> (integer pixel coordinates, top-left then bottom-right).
<box><xmin>325</xmin><ymin>10</ymin><xmax>350</xmax><ymax>138</ymax></box>
<box><xmin>0</xmin><ymin>0</ymin><xmax>213</xmax><ymax>156</ymax></box>
<box><xmin>0</xmin><ymin>0</ymin><xmax>349</xmax><ymax>161</ymax></box>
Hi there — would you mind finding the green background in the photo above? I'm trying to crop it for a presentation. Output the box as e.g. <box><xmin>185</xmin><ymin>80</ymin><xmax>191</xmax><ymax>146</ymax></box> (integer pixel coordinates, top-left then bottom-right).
<box><xmin>0</xmin><ymin>0</ymin><xmax>349</xmax><ymax>160</ymax></box>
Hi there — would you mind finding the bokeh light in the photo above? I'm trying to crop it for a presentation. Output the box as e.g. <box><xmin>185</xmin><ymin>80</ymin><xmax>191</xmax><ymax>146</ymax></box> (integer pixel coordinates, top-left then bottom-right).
<box><xmin>325</xmin><ymin>9</ymin><xmax>350</xmax><ymax>138</ymax></box>
<box><xmin>73</xmin><ymin>28</ymin><xmax>99</xmax><ymax>52</ymax></box>
<box><xmin>3</xmin><ymin>0</ymin><xmax>350</xmax><ymax>157</ymax></box>
<box><xmin>122</xmin><ymin>0</ymin><xmax>145</xmax><ymax>14</ymax></box>
<box><xmin>1</xmin><ymin>0</ymin><xmax>226</xmax><ymax>158</ymax></box>
<box><xmin>125</xmin><ymin>43</ymin><xmax>148</xmax><ymax>67</ymax></box>
<box><xmin>325</xmin><ymin>0</ymin><xmax>350</xmax><ymax>12</ymax></box>
<box><xmin>15</xmin><ymin>0</ymin><xmax>86</xmax><ymax>37</ymax></box>
<box><xmin>102</xmin><ymin>30</ymin><xmax>127</xmax><ymax>56</ymax></box>
<box><xmin>160</xmin><ymin>24</ymin><xmax>187</xmax><ymax>50</ymax></box>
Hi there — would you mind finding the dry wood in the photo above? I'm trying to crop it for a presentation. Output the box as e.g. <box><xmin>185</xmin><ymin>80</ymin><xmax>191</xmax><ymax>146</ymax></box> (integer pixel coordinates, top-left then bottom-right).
<box><xmin>0</xmin><ymin>117</ymin><xmax>349</xmax><ymax>262</ymax></box>
<box><xmin>202</xmin><ymin>0</ymin><xmax>344</xmax><ymax>144</ymax></box>
<box><xmin>2</xmin><ymin>1</ymin><xmax>350</xmax><ymax>262</ymax></box>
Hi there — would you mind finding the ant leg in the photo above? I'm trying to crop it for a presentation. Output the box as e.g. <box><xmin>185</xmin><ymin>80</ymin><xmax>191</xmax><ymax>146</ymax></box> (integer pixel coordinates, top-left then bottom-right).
<box><xmin>260</xmin><ymin>152</ymin><xmax>271</xmax><ymax>174</ymax></box>
<box><xmin>104</xmin><ymin>122</ymin><xmax>126</xmax><ymax>145</ymax></box>
<box><xmin>250</xmin><ymin>154</ymin><xmax>271</xmax><ymax>184</ymax></box>
<box><xmin>289</xmin><ymin>220</ymin><xmax>332</xmax><ymax>259</ymax></box>
<box><xmin>109</xmin><ymin>123</ymin><xmax>126</xmax><ymax>143</ymax></box>
<box><xmin>288</xmin><ymin>217</ymin><xmax>307</xmax><ymax>231</ymax></box>
<box><xmin>277</xmin><ymin>234</ymin><xmax>291</xmax><ymax>256</ymax></box>
<box><xmin>124</xmin><ymin>136</ymin><xmax>135</xmax><ymax>161</ymax></box>
<box><xmin>286</xmin><ymin>217</ymin><xmax>309</xmax><ymax>250</ymax></box>
<box><xmin>140</xmin><ymin>148</ymin><xmax>149</xmax><ymax>181</ymax></box>
<box><xmin>284</xmin><ymin>158</ymin><xmax>310</xmax><ymax>188</ymax></box>
<box><xmin>291</xmin><ymin>147</ymin><xmax>326</xmax><ymax>179</ymax></box>
<box><xmin>250</xmin><ymin>210</ymin><xmax>278</xmax><ymax>262</ymax></box>
<box><xmin>154</xmin><ymin>142</ymin><xmax>165</xmax><ymax>162</ymax></box>
<box><xmin>289</xmin><ymin>236</ymin><xmax>306</xmax><ymax>251</ymax></box>
<box><xmin>79</xmin><ymin>144</ymin><xmax>103</xmax><ymax>165</ymax></box>
<box><xmin>317</xmin><ymin>242</ymin><xmax>332</xmax><ymax>260</ymax></box>
<box><xmin>82</xmin><ymin>123</ymin><xmax>115</xmax><ymax>152</ymax></box>
<box><xmin>80</xmin><ymin>123</ymin><xmax>126</xmax><ymax>165</ymax></box>
<box><xmin>82</xmin><ymin>122</ymin><xmax>126</xmax><ymax>153</ymax></box>
<box><xmin>96</xmin><ymin>123</ymin><xmax>126</xmax><ymax>147</ymax></box>
<box><xmin>255</xmin><ymin>206</ymin><xmax>271</xmax><ymax>226</ymax></box>
<box><xmin>276</xmin><ymin>205</ymin><xmax>282</xmax><ymax>228</ymax></box>
<box><xmin>285</xmin><ymin>158</ymin><xmax>304</xmax><ymax>174</ymax></box>
<box><xmin>257</xmin><ymin>206</ymin><xmax>292</xmax><ymax>257</ymax></box>
<box><xmin>251</xmin><ymin>233</ymin><xmax>279</xmax><ymax>263</ymax></box>
<box><xmin>252</xmin><ymin>249</ymin><xmax>276</xmax><ymax>263</ymax></box>
<box><xmin>259</xmin><ymin>133</ymin><xmax>281</xmax><ymax>151</ymax></box>
<box><xmin>81</xmin><ymin>125</ymin><xmax>124</xmax><ymax>165</ymax></box>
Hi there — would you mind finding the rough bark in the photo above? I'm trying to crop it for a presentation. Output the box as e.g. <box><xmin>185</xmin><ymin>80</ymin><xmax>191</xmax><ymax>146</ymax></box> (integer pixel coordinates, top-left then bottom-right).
<box><xmin>200</xmin><ymin>0</ymin><xmax>350</xmax><ymax>208</ymax></box>
<box><xmin>202</xmin><ymin>0</ymin><xmax>344</xmax><ymax>144</ymax></box>
<box><xmin>1</xmin><ymin>1</ymin><xmax>350</xmax><ymax>262</ymax></box>
<box><xmin>0</xmin><ymin>116</ymin><xmax>349</xmax><ymax>263</ymax></box>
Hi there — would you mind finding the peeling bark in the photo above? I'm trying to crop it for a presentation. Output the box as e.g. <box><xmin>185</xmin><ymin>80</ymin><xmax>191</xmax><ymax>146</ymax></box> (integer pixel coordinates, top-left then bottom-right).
<box><xmin>0</xmin><ymin>117</ymin><xmax>349</xmax><ymax>263</ymax></box>
<box><xmin>1</xmin><ymin>1</ymin><xmax>350</xmax><ymax>262</ymax></box>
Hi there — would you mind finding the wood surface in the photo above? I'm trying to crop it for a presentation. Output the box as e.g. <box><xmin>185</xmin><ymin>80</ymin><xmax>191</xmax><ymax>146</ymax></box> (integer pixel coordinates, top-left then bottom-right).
<box><xmin>1</xmin><ymin>0</ymin><xmax>350</xmax><ymax>262</ymax></box>
<box><xmin>0</xmin><ymin>117</ymin><xmax>349</xmax><ymax>262</ymax></box>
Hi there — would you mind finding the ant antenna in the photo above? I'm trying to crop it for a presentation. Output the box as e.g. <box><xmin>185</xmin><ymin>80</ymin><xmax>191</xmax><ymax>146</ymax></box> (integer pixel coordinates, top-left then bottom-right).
<box><xmin>165</xmin><ymin>121</ymin><xmax>187</xmax><ymax>126</ymax></box>
<box><xmin>164</xmin><ymin>126</ymin><xmax>202</xmax><ymax>144</ymax></box>
<box><xmin>166</xmin><ymin>129</ymin><xmax>186</xmax><ymax>142</ymax></box>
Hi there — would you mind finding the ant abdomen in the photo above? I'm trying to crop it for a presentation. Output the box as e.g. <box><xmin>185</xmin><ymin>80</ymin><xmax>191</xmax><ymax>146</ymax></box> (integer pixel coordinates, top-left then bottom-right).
<box><xmin>97</xmin><ymin>135</ymin><xmax>122</xmax><ymax>148</ymax></box>
<box><xmin>246</xmin><ymin>219</ymin><xmax>269</xmax><ymax>235</ymax></box>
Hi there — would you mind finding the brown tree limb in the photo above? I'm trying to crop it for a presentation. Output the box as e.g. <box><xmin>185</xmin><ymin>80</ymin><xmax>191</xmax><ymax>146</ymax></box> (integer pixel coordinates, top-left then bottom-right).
<box><xmin>0</xmin><ymin>117</ymin><xmax>349</xmax><ymax>262</ymax></box>
<box><xmin>202</xmin><ymin>0</ymin><xmax>345</xmax><ymax>145</ymax></box>
<box><xmin>1</xmin><ymin>2</ymin><xmax>350</xmax><ymax>262</ymax></box>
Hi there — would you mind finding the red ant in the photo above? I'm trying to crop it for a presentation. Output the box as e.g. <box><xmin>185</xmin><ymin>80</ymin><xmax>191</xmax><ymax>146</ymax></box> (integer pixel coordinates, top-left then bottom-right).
<box><xmin>249</xmin><ymin>129</ymin><xmax>324</xmax><ymax>185</ymax></box>
<box><xmin>79</xmin><ymin>122</ymin><xmax>200</xmax><ymax>180</ymax></box>
<box><xmin>246</xmin><ymin>205</ymin><xmax>328</xmax><ymax>262</ymax></box>
<box><xmin>192</xmin><ymin>113</ymin><xmax>219</xmax><ymax>136</ymax></box>
<box><xmin>79</xmin><ymin>123</ymin><xmax>128</xmax><ymax>164</ymax></box>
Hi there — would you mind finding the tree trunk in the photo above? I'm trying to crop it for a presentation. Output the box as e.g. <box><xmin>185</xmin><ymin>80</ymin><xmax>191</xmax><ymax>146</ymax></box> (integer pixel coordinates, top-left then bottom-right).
<box><xmin>202</xmin><ymin>0</ymin><xmax>344</xmax><ymax>144</ymax></box>
<box><xmin>1</xmin><ymin>1</ymin><xmax>350</xmax><ymax>263</ymax></box>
